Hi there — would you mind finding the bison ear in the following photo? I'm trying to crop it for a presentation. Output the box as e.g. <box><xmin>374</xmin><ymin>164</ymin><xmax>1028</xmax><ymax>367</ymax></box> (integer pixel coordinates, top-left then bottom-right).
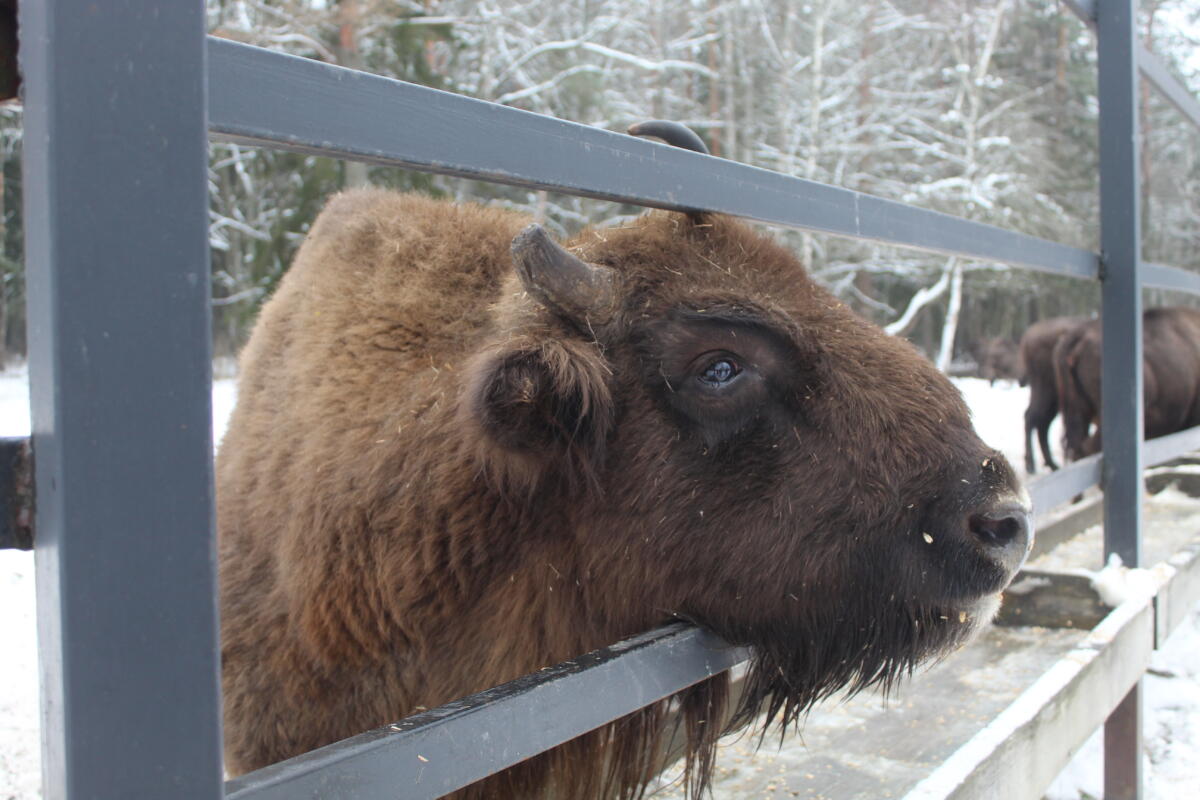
<box><xmin>464</xmin><ymin>338</ymin><xmax>614</xmax><ymax>481</ymax></box>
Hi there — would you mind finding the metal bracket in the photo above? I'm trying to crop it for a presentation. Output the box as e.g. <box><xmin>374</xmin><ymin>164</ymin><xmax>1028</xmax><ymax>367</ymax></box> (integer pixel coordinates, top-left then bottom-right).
<box><xmin>0</xmin><ymin>436</ymin><xmax>33</xmax><ymax>550</ymax></box>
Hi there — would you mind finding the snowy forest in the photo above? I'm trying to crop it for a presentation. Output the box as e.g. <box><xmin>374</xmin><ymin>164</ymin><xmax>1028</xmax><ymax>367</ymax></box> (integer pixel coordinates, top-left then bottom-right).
<box><xmin>1</xmin><ymin>0</ymin><xmax>1199</xmax><ymax>364</ymax></box>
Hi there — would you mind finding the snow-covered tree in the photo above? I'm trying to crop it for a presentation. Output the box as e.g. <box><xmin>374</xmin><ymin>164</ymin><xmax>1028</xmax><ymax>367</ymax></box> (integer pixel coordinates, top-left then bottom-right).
<box><xmin>4</xmin><ymin>0</ymin><xmax>1195</xmax><ymax>363</ymax></box>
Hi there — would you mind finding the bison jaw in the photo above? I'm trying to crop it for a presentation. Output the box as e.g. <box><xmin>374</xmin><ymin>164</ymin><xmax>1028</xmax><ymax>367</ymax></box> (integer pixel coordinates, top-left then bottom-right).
<box><xmin>727</xmin><ymin>584</ymin><xmax>1003</xmax><ymax>739</ymax></box>
<box><xmin>717</xmin><ymin>486</ymin><xmax>1031</xmax><ymax>739</ymax></box>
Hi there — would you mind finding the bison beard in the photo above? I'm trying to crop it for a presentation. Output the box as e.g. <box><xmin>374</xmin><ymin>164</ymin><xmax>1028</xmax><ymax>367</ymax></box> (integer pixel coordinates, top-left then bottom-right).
<box><xmin>217</xmin><ymin>180</ymin><xmax>1031</xmax><ymax>798</ymax></box>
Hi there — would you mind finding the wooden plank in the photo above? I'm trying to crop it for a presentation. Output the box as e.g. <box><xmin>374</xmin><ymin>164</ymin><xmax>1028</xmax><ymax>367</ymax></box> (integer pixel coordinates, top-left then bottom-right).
<box><xmin>1153</xmin><ymin>539</ymin><xmax>1200</xmax><ymax>647</ymax></box>
<box><xmin>901</xmin><ymin>594</ymin><xmax>1156</xmax><ymax>800</ymax></box>
<box><xmin>653</xmin><ymin>625</ymin><xmax>1088</xmax><ymax>799</ymax></box>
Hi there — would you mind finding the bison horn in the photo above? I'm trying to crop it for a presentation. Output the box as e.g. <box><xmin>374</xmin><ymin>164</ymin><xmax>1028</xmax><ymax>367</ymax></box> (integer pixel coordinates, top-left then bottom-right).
<box><xmin>511</xmin><ymin>225</ymin><xmax>617</xmax><ymax>325</ymax></box>
<box><xmin>627</xmin><ymin>120</ymin><xmax>710</xmax><ymax>155</ymax></box>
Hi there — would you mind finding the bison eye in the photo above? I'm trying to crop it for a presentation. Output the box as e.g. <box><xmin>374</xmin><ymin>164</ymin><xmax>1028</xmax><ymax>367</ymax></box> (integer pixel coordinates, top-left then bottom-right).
<box><xmin>698</xmin><ymin>358</ymin><xmax>741</xmax><ymax>387</ymax></box>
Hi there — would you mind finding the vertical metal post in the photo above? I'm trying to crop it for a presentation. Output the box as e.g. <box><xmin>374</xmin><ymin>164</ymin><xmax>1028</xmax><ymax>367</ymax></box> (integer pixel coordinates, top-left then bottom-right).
<box><xmin>1097</xmin><ymin>0</ymin><xmax>1143</xmax><ymax>798</ymax></box>
<box><xmin>21</xmin><ymin>2</ymin><xmax>223</xmax><ymax>799</ymax></box>
<box><xmin>1104</xmin><ymin>687</ymin><xmax>1143</xmax><ymax>800</ymax></box>
<box><xmin>1098</xmin><ymin>0</ymin><xmax>1144</xmax><ymax>570</ymax></box>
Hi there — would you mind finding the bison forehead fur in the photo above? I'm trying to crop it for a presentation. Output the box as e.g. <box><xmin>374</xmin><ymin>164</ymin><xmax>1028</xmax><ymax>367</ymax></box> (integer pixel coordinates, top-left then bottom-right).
<box><xmin>218</xmin><ymin>189</ymin><xmax>1031</xmax><ymax>798</ymax></box>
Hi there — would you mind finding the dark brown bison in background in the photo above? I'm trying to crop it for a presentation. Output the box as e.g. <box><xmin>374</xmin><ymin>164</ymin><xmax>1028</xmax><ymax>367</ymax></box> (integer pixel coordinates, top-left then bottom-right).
<box><xmin>975</xmin><ymin>337</ymin><xmax>1020</xmax><ymax>385</ymax></box>
<box><xmin>218</xmin><ymin>136</ymin><xmax>1033</xmax><ymax>798</ymax></box>
<box><xmin>1018</xmin><ymin>316</ymin><xmax>1083</xmax><ymax>473</ymax></box>
<box><xmin>1055</xmin><ymin>307</ymin><xmax>1200</xmax><ymax>462</ymax></box>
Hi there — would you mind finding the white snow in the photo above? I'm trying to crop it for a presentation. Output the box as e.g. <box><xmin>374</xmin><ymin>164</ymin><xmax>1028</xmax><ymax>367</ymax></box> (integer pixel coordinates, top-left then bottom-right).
<box><xmin>0</xmin><ymin>362</ymin><xmax>237</xmax><ymax>799</ymax></box>
<box><xmin>0</xmin><ymin>369</ymin><xmax>1195</xmax><ymax>798</ymax></box>
<box><xmin>0</xmin><ymin>548</ymin><xmax>38</xmax><ymax>800</ymax></box>
<box><xmin>1086</xmin><ymin>554</ymin><xmax>1161</xmax><ymax>609</ymax></box>
<box><xmin>0</xmin><ymin>365</ymin><xmax>30</xmax><ymax>437</ymax></box>
<box><xmin>1044</xmin><ymin>607</ymin><xmax>1200</xmax><ymax>800</ymax></box>
<box><xmin>953</xmin><ymin>376</ymin><xmax>1065</xmax><ymax>476</ymax></box>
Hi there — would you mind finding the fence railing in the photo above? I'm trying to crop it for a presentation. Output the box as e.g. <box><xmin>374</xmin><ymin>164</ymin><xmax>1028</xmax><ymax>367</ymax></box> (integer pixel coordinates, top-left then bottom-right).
<box><xmin>5</xmin><ymin>1</ymin><xmax>1200</xmax><ymax>798</ymax></box>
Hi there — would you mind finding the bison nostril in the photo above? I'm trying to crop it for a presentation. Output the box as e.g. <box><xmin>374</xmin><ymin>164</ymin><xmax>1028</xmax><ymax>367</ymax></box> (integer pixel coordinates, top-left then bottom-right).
<box><xmin>969</xmin><ymin>509</ymin><xmax>1029</xmax><ymax>549</ymax></box>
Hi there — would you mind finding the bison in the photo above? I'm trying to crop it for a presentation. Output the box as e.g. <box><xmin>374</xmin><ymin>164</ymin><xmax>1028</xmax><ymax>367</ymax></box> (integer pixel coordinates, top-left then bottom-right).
<box><xmin>1018</xmin><ymin>316</ymin><xmax>1083</xmax><ymax>473</ymax></box>
<box><xmin>975</xmin><ymin>337</ymin><xmax>1020</xmax><ymax>385</ymax></box>
<box><xmin>217</xmin><ymin>123</ymin><xmax>1033</xmax><ymax>798</ymax></box>
<box><xmin>1055</xmin><ymin>307</ymin><xmax>1200</xmax><ymax>462</ymax></box>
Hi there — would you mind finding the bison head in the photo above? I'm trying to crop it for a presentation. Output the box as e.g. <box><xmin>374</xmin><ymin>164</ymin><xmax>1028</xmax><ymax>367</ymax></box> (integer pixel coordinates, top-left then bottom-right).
<box><xmin>464</xmin><ymin>189</ymin><xmax>1032</xmax><ymax>736</ymax></box>
<box><xmin>219</xmin><ymin>123</ymin><xmax>1034</xmax><ymax>796</ymax></box>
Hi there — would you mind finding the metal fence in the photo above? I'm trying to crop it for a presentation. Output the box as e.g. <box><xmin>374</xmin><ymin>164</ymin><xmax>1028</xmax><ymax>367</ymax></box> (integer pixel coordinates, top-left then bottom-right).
<box><xmin>4</xmin><ymin>0</ymin><xmax>1200</xmax><ymax>798</ymax></box>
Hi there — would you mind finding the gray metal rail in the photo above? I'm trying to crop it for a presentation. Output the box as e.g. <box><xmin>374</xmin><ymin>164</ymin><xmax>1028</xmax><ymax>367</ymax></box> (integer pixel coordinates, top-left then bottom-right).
<box><xmin>20</xmin><ymin>2</ymin><xmax>224</xmax><ymax>799</ymax></box>
<box><xmin>225</xmin><ymin>625</ymin><xmax>745</xmax><ymax>800</ymax></box>
<box><xmin>1138</xmin><ymin>43</ymin><xmax>1200</xmax><ymax>132</ymax></box>
<box><xmin>1065</xmin><ymin>0</ymin><xmax>1200</xmax><ymax>138</ymax></box>
<box><xmin>207</xmin><ymin>38</ymin><xmax>1098</xmax><ymax>281</ymax></box>
<box><xmin>1142</xmin><ymin>262</ymin><xmax>1200</xmax><ymax>295</ymax></box>
<box><xmin>1144</xmin><ymin>425</ymin><xmax>1200</xmax><ymax>469</ymax></box>
<box><xmin>1027</xmin><ymin>455</ymin><xmax>1103</xmax><ymax>514</ymax></box>
<box><xmin>0</xmin><ymin>437</ymin><xmax>31</xmax><ymax>551</ymax></box>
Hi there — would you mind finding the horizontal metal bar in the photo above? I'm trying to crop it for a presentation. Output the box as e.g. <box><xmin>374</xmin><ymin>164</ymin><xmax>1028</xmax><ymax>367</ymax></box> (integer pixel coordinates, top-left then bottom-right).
<box><xmin>1153</xmin><ymin>537</ymin><xmax>1200</xmax><ymax>647</ymax></box>
<box><xmin>1061</xmin><ymin>5</ymin><xmax>1200</xmax><ymax>137</ymax></box>
<box><xmin>1027</xmin><ymin>454</ymin><xmax>1103</xmax><ymax>515</ymax></box>
<box><xmin>1143</xmin><ymin>424</ymin><xmax>1200</xmax><ymax>467</ymax></box>
<box><xmin>0</xmin><ymin>436</ymin><xmax>33</xmax><ymax>550</ymax></box>
<box><xmin>1141</xmin><ymin>262</ymin><xmax>1200</xmax><ymax>295</ymax></box>
<box><xmin>225</xmin><ymin>623</ymin><xmax>746</xmax><ymax>800</ymax></box>
<box><xmin>1137</xmin><ymin>43</ymin><xmax>1200</xmax><ymax>133</ymax></box>
<box><xmin>1077</xmin><ymin>8</ymin><xmax>1200</xmax><ymax>134</ymax></box>
<box><xmin>207</xmin><ymin>38</ymin><xmax>1098</xmax><ymax>281</ymax></box>
<box><xmin>0</xmin><ymin>432</ymin><xmax>1137</xmax><ymax>554</ymax></box>
<box><xmin>902</xmin><ymin>591</ymin><xmax>1155</xmax><ymax>800</ymax></box>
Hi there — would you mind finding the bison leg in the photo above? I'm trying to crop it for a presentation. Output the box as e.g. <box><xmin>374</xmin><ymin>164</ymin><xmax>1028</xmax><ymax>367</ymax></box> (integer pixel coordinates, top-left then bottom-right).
<box><xmin>1038</xmin><ymin>423</ymin><xmax>1059</xmax><ymax>471</ymax></box>
<box><xmin>1024</xmin><ymin>411</ymin><xmax>1038</xmax><ymax>474</ymax></box>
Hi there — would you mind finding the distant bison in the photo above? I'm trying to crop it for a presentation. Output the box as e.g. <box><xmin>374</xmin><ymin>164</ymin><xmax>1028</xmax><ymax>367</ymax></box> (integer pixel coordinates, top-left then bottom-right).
<box><xmin>1055</xmin><ymin>307</ymin><xmax>1200</xmax><ymax>462</ymax></box>
<box><xmin>975</xmin><ymin>337</ymin><xmax>1020</xmax><ymax>385</ymax></box>
<box><xmin>1018</xmin><ymin>316</ymin><xmax>1083</xmax><ymax>473</ymax></box>
<box><xmin>217</xmin><ymin>126</ymin><xmax>1032</xmax><ymax>798</ymax></box>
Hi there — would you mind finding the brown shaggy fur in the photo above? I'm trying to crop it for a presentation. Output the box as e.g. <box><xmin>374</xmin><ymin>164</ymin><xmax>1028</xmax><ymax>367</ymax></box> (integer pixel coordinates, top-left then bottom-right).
<box><xmin>1017</xmin><ymin>316</ymin><xmax>1084</xmax><ymax>473</ymax></box>
<box><xmin>218</xmin><ymin>189</ymin><xmax>1031</xmax><ymax>798</ymax></box>
<box><xmin>1054</xmin><ymin>307</ymin><xmax>1200</xmax><ymax>461</ymax></box>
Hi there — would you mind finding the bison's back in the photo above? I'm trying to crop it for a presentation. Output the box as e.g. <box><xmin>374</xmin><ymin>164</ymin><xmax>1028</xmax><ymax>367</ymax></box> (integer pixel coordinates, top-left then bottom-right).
<box><xmin>220</xmin><ymin>190</ymin><xmax>528</xmax><ymax>547</ymax></box>
<box><xmin>1144</xmin><ymin>307</ymin><xmax>1200</xmax><ymax>436</ymax></box>
<box><xmin>221</xmin><ymin>189</ymin><xmax>528</xmax><ymax>489</ymax></box>
<box><xmin>217</xmin><ymin>190</ymin><xmax>530</xmax><ymax>772</ymax></box>
<box><xmin>239</xmin><ymin>189</ymin><xmax>527</xmax><ymax>383</ymax></box>
<box><xmin>1019</xmin><ymin>317</ymin><xmax>1081</xmax><ymax>387</ymax></box>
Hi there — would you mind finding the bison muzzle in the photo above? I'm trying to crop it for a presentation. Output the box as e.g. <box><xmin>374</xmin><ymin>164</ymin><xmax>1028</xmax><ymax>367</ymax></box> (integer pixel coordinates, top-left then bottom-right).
<box><xmin>218</xmin><ymin>138</ymin><xmax>1032</xmax><ymax>797</ymax></box>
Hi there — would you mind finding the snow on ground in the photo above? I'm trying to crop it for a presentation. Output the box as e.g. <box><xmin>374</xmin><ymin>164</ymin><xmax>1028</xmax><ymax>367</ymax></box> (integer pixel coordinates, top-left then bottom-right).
<box><xmin>1043</xmin><ymin>607</ymin><xmax>1200</xmax><ymax>800</ymax></box>
<box><xmin>0</xmin><ymin>362</ymin><xmax>239</xmax><ymax>446</ymax></box>
<box><xmin>0</xmin><ymin>549</ymin><xmax>37</xmax><ymax>800</ymax></box>
<box><xmin>0</xmin><ymin>363</ymin><xmax>237</xmax><ymax>800</ymax></box>
<box><xmin>955</xmin><ymin>376</ymin><xmax>1065</xmax><ymax>477</ymax></box>
<box><xmin>0</xmin><ymin>369</ymin><xmax>1196</xmax><ymax>798</ymax></box>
